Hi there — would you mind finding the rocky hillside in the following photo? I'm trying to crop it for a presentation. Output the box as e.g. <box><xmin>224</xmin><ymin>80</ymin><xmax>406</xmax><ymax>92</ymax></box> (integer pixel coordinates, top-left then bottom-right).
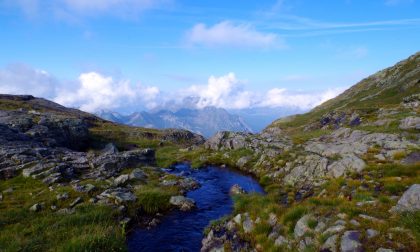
<box><xmin>0</xmin><ymin>94</ymin><xmax>205</xmax><ymax>250</ymax></box>
<box><xmin>194</xmin><ymin>52</ymin><xmax>420</xmax><ymax>251</ymax></box>
<box><xmin>97</xmin><ymin>106</ymin><xmax>253</xmax><ymax>138</ymax></box>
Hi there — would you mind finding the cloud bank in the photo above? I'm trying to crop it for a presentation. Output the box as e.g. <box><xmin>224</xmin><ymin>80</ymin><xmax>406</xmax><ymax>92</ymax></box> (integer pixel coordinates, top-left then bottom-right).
<box><xmin>0</xmin><ymin>64</ymin><xmax>345</xmax><ymax>113</ymax></box>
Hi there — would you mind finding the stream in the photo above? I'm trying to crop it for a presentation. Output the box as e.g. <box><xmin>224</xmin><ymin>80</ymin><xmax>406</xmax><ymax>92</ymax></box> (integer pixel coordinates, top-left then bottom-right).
<box><xmin>127</xmin><ymin>163</ymin><xmax>264</xmax><ymax>252</ymax></box>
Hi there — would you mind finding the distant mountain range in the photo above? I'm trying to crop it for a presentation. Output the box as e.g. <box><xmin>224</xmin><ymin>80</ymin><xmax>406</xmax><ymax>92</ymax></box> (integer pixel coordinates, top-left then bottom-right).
<box><xmin>97</xmin><ymin>107</ymin><xmax>253</xmax><ymax>138</ymax></box>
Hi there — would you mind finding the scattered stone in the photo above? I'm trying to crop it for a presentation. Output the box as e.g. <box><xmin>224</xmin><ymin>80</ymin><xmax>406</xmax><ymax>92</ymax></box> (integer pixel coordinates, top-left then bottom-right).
<box><xmin>323</xmin><ymin>225</ymin><xmax>345</xmax><ymax>235</ymax></box>
<box><xmin>321</xmin><ymin>234</ymin><xmax>338</xmax><ymax>252</ymax></box>
<box><xmin>3</xmin><ymin>187</ymin><xmax>13</xmax><ymax>193</ymax></box>
<box><xmin>401</xmin><ymin>152</ymin><xmax>420</xmax><ymax>165</ymax></box>
<box><xmin>338</xmin><ymin>213</ymin><xmax>348</xmax><ymax>219</ymax></box>
<box><xmin>73</xmin><ymin>184</ymin><xmax>96</xmax><ymax>193</ymax></box>
<box><xmin>367</xmin><ymin>229</ymin><xmax>379</xmax><ymax>239</ymax></box>
<box><xmin>274</xmin><ymin>235</ymin><xmax>289</xmax><ymax>247</ymax></box>
<box><xmin>229</xmin><ymin>184</ymin><xmax>245</xmax><ymax>195</ymax></box>
<box><xmin>114</xmin><ymin>174</ymin><xmax>129</xmax><ymax>186</ymax></box>
<box><xmin>69</xmin><ymin>197</ymin><xmax>83</xmax><ymax>208</ymax></box>
<box><xmin>169</xmin><ymin>196</ymin><xmax>195</xmax><ymax>211</ymax></box>
<box><xmin>51</xmin><ymin>205</ymin><xmax>57</xmax><ymax>210</ymax></box>
<box><xmin>57</xmin><ymin>208</ymin><xmax>75</xmax><ymax>215</ymax></box>
<box><xmin>341</xmin><ymin>231</ymin><xmax>363</xmax><ymax>252</ymax></box>
<box><xmin>56</xmin><ymin>192</ymin><xmax>69</xmax><ymax>201</ymax></box>
<box><xmin>233</xmin><ymin>214</ymin><xmax>242</xmax><ymax>224</ymax></box>
<box><xmin>129</xmin><ymin>168</ymin><xmax>146</xmax><ymax>180</ymax></box>
<box><xmin>399</xmin><ymin>116</ymin><xmax>420</xmax><ymax>130</ymax></box>
<box><xmin>390</xmin><ymin>184</ymin><xmax>420</xmax><ymax>212</ymax></box>
<box><xmin>350</xmin><ymin>219</ymin><xmax>360</xmax><ymax>227</ymax></box>
<box><xmin>242</xmin><ymin>216</ymin><xmax>254</xmax><ymax>233</ymax></box>
<box><xmin>268</xmin><ymin>213</ymin><xmax>278</xmax><ymax>227</ymax></box>
<box><xmin>298</xmin><ymin>237</ymin><xmax>314</xmax><ymax>251</ymax></box>
<box><xmin>356</xmin><ymin>200</ymin><xmax>376</xmax><ymax>207</ymax></box>
<box><xmin>99</xmin><ymin>188</ymin><xmax>137</xmax><ymax>204</ymax></box>
<box><xmin>29</xmin><ymin>203</ymin><xmax>42</xmax><ymax>212</ymax></box>
<box><xmin>315</xmin><ymin>221</ymin><xmax>326</xmax><ymax>233</ymax></box>
<box><xmin>236</xmin><ymin>156</ymin><xmax>252</xmax><ymax>168</ymax></box>
<box><xmin>359</xmin><ymin>214</ymin><xmax>385</xmax><ymax>223</ymax></box>
<box><xmin>120</xmin><ymin>217</ymin><xmax>131</xmax><ymax>227</ymax></box>
<box><xmin>102</xmin><ymin>143</ymin><xmax>119</xmax><ymax>155</ymax></box>
<box><xmin>376</xmin><ymin>248</ymin><xmax>394</xmax><ymax>252</ymax></box>
<box><xmin>335</xmin><ymin>219</ymin><xmax>347</xmax><ymax>226</ymax></box>
<box><xmin>294</xmin><ymin>214</ymin><xmax>313</xmax><ymax>238</ymax></box>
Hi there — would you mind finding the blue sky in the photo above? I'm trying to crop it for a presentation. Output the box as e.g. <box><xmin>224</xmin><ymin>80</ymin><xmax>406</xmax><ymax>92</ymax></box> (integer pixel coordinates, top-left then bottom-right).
<box><xmin>0</xmin><ymin>0</ymin><xmax>419</xmax><ymax>113</ymax></box>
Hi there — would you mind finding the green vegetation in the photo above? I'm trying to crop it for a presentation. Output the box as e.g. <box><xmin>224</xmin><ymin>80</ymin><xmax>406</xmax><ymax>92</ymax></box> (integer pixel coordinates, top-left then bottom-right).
<box><xmin>0</xmin><ymin>176</ymin><xmax>125</xmax><ymax>251</ymax></box>
<box><xmin>133</xmin><ymin>186</ymin><xmax>174</xmax><ymax>214</ymax></box>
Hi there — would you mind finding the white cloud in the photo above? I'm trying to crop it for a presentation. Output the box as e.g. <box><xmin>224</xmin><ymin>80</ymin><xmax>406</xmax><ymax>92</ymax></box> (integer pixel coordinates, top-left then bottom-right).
<box><xmin>180</xmin><ymin>73</ymin><xmax>254</xmax><ymax>109</ymax></box>
<box><xmin>54</xmin><ymin>72</ymin><xmax>159</xmax><ymax>112</ymax></box>
<box><xmin>175</xmin><ymin>72</ymin><xmax>344</xmax><ymax>110</ymax></box>
<box><xmin>0</xmin><ymin>64</ymin><xmax>58</xmax><ymax>97</ymax></box>
<box><xmin>186</xmin><ymin>21</ymin><xmax>282</xmax><ymax>48</ymax></box>
<box><xmin>259</xmin><ymin>88</ymin><xmax>345</xmax><ymax>110</ymax></box>
<box><xmin>0</xmin><ymin>64</ymin><xmax>345</xmax><ymax>113</ymax></box>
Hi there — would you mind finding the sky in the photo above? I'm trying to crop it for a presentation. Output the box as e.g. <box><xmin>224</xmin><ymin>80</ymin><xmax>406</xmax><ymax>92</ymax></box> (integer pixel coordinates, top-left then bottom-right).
<box><xmin>0</xmin><ymin>0</ymin><xmax>419</xmax><ymax>113</ymax></box>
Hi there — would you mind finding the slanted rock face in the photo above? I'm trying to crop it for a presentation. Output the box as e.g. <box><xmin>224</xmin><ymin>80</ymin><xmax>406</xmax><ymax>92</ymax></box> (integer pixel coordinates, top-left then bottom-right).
<box><xmin>390</xmin><ymin>184</ymin><xmax>420</xmax><ymax>213</ymax></box>
<box><xmin>91</xmin><ymin>149</ymin><xmax>155</xmax><ymax>177</ymax></box>
<box><xmin>283</xmin><ymin>155</ymin><xmax>328</xmax><ymax>185</ymax></box>
<box><xmin>327</xmin><ymin>154</ymin><xmax>366</xmax><ymax>178</ymax></box>
<box><xmin>399</xmin><ymin>116</ymin><xmax>420</xmax><ymax>130</ymax></box>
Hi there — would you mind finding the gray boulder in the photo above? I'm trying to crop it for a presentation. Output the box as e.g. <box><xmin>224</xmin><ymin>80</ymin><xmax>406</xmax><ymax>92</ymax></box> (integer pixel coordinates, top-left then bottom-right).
<box><xmin>390</xmin><ymin>184</ymin><xmax>420</xmax><ymax>212</ymax></box>
<box><xmin>169</xmin><ymin>196</ymin><xmax>195</xmax><ymax>211</ymax></box>
<box><xmin>328</xmin><ymin>154</ymin><xmax>366</xmax><ymax>178</ymax></box>
<box><xmin>340</xmin><ymin>231</ymin><xmax>363</xmax><ymax>252</ymax></box>
<box><xmin>399</xmin><ymin>116</ymin><xmax>420</xmax><ymax>130</ymax></box>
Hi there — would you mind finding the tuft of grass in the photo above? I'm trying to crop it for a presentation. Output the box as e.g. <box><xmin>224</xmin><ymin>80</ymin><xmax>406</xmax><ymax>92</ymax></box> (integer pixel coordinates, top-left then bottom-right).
<box><xmin>398</xmin><ymin>211</ymin><xmax>420</xmax><ymax>241</ymax></box>
<box><xmin>134</xmin><ymin>187</ymin><xmax>173</xmax><ymax>214</ymax></box>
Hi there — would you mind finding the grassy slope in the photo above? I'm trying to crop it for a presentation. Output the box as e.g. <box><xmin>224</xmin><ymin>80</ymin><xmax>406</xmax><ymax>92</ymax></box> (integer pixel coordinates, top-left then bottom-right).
<box><xmin>267</xmin><ymin>52</ymin><xmax>420</xmax><ymax>141</ymax></box>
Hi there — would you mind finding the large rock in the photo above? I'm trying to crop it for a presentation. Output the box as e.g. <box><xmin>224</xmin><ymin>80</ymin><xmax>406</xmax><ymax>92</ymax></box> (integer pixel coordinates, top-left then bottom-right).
<box><xmin>91</xmin><ymin>148</ymin><xmax>155</xmax><ymax>177</ymax></box>
<box><xmin>399</xmin><ymin>116</ymin><xmax>420</xmax><ymax>130</ymax></box>
<box><xmin>284</xmin><ymin>155</ymin><xmax>328</xmax><ymax>185</ymax></box>
<box><xmin>328</xmin><ymin>154</ymin><xmax>366</xmax><ymax>178</ymax></box>
<box><xmin>294</xmin><ymin>214</ymin><xmax>313</xmax><ymax>238</ymax></box>
<box><xmin>390</xmin><ymin>184</ymin><xmax>420</xmax><ymax>212</ymax></box>
<box><xmin>340</xmin><ymin>231</ymin><xmax>363</xmax><ymax>252</ymax></box>
<box><xmin>169</xmin><ymin>196</ymin><xmax>196</xmax><ymax>211</ymax></box>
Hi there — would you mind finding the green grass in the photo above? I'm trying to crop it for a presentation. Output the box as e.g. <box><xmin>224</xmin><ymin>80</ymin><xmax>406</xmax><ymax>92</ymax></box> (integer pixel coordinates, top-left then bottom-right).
<box><xmin>0</xmin><ymin>176</ymin><xmax>125</xmax><ymax>251</ymax></box>
<box><xmin>133</xmin><ymin>186</ymin><xmax>174</xmax><ymax>214</ymax></box>
<box><xmin>398</xmin><ymin>211</ymin><xmax>420</xmax><ymax>241</ymax></box>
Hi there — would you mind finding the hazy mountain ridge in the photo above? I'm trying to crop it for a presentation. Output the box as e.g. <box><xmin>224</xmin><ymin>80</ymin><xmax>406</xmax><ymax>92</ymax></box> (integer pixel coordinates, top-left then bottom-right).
<box><xmin>97</xmin><ymin>106</ymin><xmax>253</xmax><ymax>138</ymax></box>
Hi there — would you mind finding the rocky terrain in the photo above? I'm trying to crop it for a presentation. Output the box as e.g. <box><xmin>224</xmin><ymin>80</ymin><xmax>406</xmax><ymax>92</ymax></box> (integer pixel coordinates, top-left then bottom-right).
<box><xmin>0</xmin><ymin>94</ymin><xmax>205</xmax><ymax>251</ymax></box>
<box><xmin>196</xmin><ymin>52</ymin><xmax>420</xmax><ymax>251</ymax></box>
<box><xmin>0</xmin><ymin>52</ymin><xmax>419</xmax><ymax>252</ymax></box>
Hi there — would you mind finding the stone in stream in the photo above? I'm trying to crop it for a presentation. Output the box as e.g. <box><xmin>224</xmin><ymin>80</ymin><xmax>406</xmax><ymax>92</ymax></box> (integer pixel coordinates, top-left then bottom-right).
<box><xmin>229</xmin><ymin>184</ymin><xmax>246</xmax><ymax>195</ymax></box>
<box><xmin>169</xmin><ymin>196</ymin><xmax>196</xmax><ymax>211</ymax></box>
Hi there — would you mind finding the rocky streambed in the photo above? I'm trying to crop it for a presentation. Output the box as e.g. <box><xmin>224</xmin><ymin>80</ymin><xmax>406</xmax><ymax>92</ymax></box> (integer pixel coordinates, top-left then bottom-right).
<box><xmin>127</xmin><ymin>164</ymin><xmax>264</xmax><ymax>252</ymax></box>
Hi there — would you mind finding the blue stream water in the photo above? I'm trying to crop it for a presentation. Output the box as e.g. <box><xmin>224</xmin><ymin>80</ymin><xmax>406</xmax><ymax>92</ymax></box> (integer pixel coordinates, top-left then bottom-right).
<box><xmin>127</xmin><ymin>163</ymin><xmax>264</xmax><ymax>252</ymax></box>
